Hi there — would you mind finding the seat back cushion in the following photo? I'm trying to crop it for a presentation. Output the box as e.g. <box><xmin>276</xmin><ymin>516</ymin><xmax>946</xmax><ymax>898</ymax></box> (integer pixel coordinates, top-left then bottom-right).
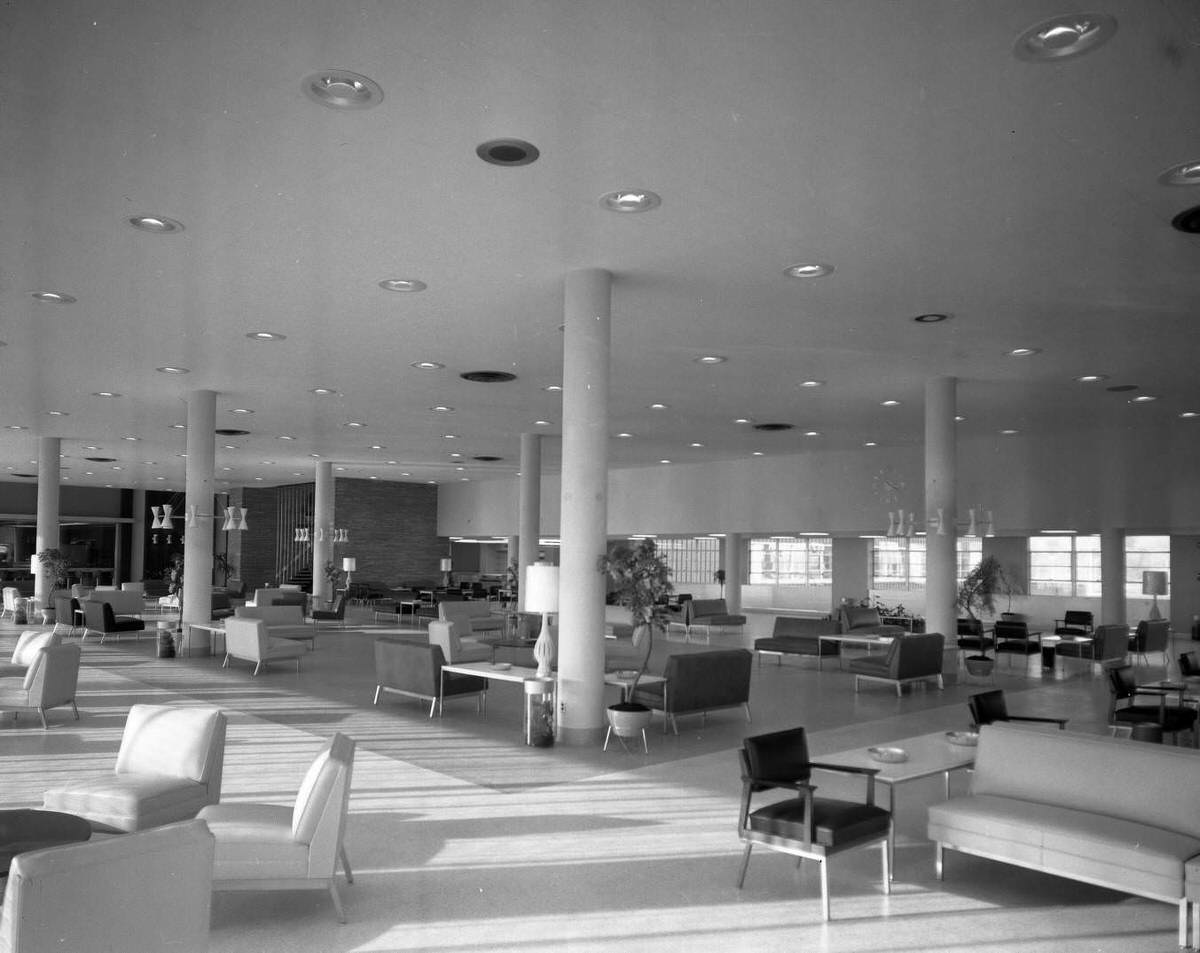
<box><xmin>840</xmin><ymin>605</ymin><xmax>882</xmax><ymax>630</ymax></box>
<box><xmin>894</xmin><ymin>632</ymin><xmax>945</xmax><ymax>678</ymax></box>
<box><xmin>12</xmin><ymin>629</ymin><xmax>60</xmax><ymax>666</ymax></box>
<box><xmin>292</xmin><ymin>733</ymin><xmax>356</xmax><ymax>845</ymax></box>
<box><xmin>662</xmin><ymin>649</ymin><xmax>752</xmax><ymax>711</ymax></box>
<box><xmin>374</xmin><ymin>638</ymin><xmax>438</xmax><ymax>695</ymax></box>
<box><xmin>427</xmin><ymin>620</ymin><xmax>466</xmax><ymax>661</ymax></box>
<box><xmin>236</xmin><ymin>604</ymin><xmax>305</xmax><ymax>626</ymax></box>
<box><xmin>116</xmin><ymin>704</ymin><xmax>225</xmax><ymax>783</ymax></box>
<box><xmin>743</xmin><ymin>727</ymin><xmax>811</xmax><ymax>782</ymax></box>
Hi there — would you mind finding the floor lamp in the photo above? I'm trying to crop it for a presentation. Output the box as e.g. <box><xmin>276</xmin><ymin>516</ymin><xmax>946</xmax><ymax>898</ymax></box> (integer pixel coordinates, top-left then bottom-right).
<box><xmin>342</xmin><ymin>557</ymin><xmax>356</xmax><ymax>595</ymax></box>
<box><xmin>524</xmin><ymin>562</ymin><xmax>558</xmax><ymax>677</ymax></box>
<box><xmin>440</xmin><ymin>557</ymin><xmax>453</xmax><ymax>588</ymax></box>
<box><xmin>1142</xmin><ymin>571</ymin><xmax>1167</xmax><ymax>620</ymax></box>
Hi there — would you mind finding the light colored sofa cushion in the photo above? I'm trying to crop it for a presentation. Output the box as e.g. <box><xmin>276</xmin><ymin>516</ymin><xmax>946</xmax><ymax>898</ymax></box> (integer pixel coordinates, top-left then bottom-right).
<box><xmin>90</xmin><ymin>587</ymin><xmax>143</xmax><ymax>616</ymax></box>
<box><xmin>428</xmin><ymin>619</ymin><xmax>491</xmax><ymax>663</ymax></box>
<box><xmin>439</xmin><ymin>599</ymin><xmax>504</xmax><ymax>634</ymax></box>
<box><xmin>224</xmin><ymin>617</ymin><xmax>306</xmax><ymax>673</ymax></box>
<box><xmin>0</xmin><ymin>630</ymin><xmax>62</xmax><ymax>677</ymax></box>
<box><xmin>0</xmin><ymin>819</ymin><xmax>214</xmax><ymax>953</ymax></box>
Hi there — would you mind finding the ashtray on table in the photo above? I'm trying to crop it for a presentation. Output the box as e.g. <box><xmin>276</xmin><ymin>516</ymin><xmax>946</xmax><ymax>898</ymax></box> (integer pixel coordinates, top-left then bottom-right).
<box><xmin>493</xmin><ymin>662</ymin><xmax>512</xmax><ymax>671</ymax></box>
<box><xmin>944</xmin><ymin>730</ymin><xmax>979</xmax><ymax>747</ymax></box>
<box><xmin>868</xmin><ymin>746</ymin><xmax>908</xmax><ymax>764</ymax></box>
<box><xmin>614</xmin><ymin>669</ymin><xmax>639</xmax><ymax>679</ymax></box>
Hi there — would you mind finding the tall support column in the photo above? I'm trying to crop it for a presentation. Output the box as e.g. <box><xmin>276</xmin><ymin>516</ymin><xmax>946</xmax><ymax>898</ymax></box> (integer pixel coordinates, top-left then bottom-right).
<box><xmin>1100</xmin><ymin>527</ymin><xmax>1126</xmax><ymax>626</ymax></box>
<box><xmin>925</xmin><ymin>377</ymin><xmax>957</xmax><ymax>651</ymax></box>
<box><xmin>313</xmin><ymin>462</ymin><xmax>334</xmax><ymax>603</ymax></box>
<box><xmin>182</xmin><ymin>390</ymin><xmax>216</xmax><ymax>652</ymax></box>
<box><xmin>557</xmin><ymin>268</ymin><xmax>611</xmax><ymax>745</ymax></box>
<box><xmin>722</xmin><ymin>533</ymin><xmax>743</xmax><ymax>614</ymax></box>
<box><xmin>130</xmin><ymin>488</ymin><xmax>146</xmax><ymax>583</ymax></box>
<box><xmin>34</xmin><ymin>437</ymin><xmax>61</xmax><ymax>608</ymax></box>
<box><xmin>518</xmin><ymin>433</ymin><xmax>541</xmax><ymax>612</ymax></box>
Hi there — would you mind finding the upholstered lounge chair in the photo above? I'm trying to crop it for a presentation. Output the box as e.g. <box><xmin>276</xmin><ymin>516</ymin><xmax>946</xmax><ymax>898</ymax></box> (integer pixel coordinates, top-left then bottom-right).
<box><xmin>847</xmin><ymin>632</ymin><xmax>945</xmax><ymax>696</ymax></box>
<box><xmin>1054</xmin><ymin>622</ymin><xmax>1128</xmax><ymax>670</ymax></box>
<box><xmin>373</xmin><ymin>637</ymin><xmax>488</xmax><ymax>717</ymax></box>
<box><xmin>0</xmin><ymin>643</ymin><xmax>81</xmax><ymax>729</ymax></box>
<box><xmin>81</xmin><ymin>598</ymin><xmax>145</xmax><ymax>643</ymax></box>
<box><xmin>1107</xmin><ymin>664</ymin><xmax>1197</xmax><ymax>745</ymax></box>
<box><xmin>0</xmin><ymin>819</ymin><xmax>215</xmax><ymax>953</ymax></box>
<box><xmin>837</xmin><ymin>605</ymin><xmax>906</xmax><ymax>637</ymax></box>
<box><xmin>309</xmin><ymin>592</ymin><xmax>348</xmax><ymax>631</ymax></box>
<box><xmin>683</xmin><ymin>598</ymin><xmax>747</xmax><ymax>642</ymax></box>
<box><xmin>43</xmin><ymin>703</ymin><xmax>226</xmax><ymax>832</ymax></box>
<box><xmin>0</xmin><ymin>629</ymin><xmax>62</xmax><ymax>677</ymax></box>
<box><xmin>223</xmin><ymin>617</ymin><xmax>307</xmax><ymax>674</ymax></box>
<box><xmin>1129</xmin><ymin>618</ymin><xmax>1171</xmax><ymax>667</ymax></box>
<box><xmin>198</xmin><ymin>732</ymin><xmax>356</xmax><ymax>923</ymax></box>
<box><xmin>52</xmin><ymin>594</ymin><xmax>83</xmax><ymax>636</ymax></box>
<box><xmin>968</xmin><ymin>689</ymin><xmax>1067</xmax><ymax>730</ymax></box>
<box><xmin>736</xmin><ymin>726</ymin><xmax>891</xmax><ymax>921</ymax></box>
<box><xmin>630</xmin><ymin>648</ymin><xmax>752</xmax><ymax>734</ymax></box>
<box><xmin>427</xmin><ymin>619</ymin><xmax>492</xmax><ymax>663</ymax></box>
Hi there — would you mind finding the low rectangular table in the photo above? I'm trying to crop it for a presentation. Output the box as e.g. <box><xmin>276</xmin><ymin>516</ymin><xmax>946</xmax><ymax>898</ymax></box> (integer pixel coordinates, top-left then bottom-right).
<box><xmin>440</xmin><ymin>661</ymin><xmax>556</xmax><ymax>744</ymax></box>
<box><xmin>820</xmin><ymin>730</ymin><xmax>977</xmax><ymax>877</ymax></box>
<box><xmin>817</xmin><ymin>634</ymin><xmax>894</xmax><ymax>669</ymax></box>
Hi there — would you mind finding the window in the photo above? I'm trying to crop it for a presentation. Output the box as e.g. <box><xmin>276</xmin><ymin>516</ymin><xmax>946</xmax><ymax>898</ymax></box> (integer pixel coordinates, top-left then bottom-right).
<box><xmin>747</xmin><ymin>536</ymin><xmax>832</xmax><ymax>585</ymax></box>
<box><xmin>1125</xmin><ymin>535</ymin><xmax>1170</xmax><ymax>599</ymax></box>
<box><xmin>1029</xmin><ymin>535</ymin><xmax>1101</xmax><ymax>597</ymax></box>
<box><xmin>654</xmin><ymin>537</ymin><xmax>720</xmax><ymax>585</ymax></box>
<box><xmin>870</xmin><ymin>537</ymin><xmax>982</xmax><ymax>589</ymax></box>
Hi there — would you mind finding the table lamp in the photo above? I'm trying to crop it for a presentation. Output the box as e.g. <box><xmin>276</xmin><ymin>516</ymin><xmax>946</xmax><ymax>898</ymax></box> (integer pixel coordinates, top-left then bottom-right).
<box><xmin>342</xmin><ymin>557</ymin><xmax>356</xmax><ymax>592</ymax></box>
<box><xmin>523</xmin><ymin>562</ymin><xmax>559</xmax><ymax>677</ymax></box>
<box><xmin>1142</xmin><ymin>570</ymin><xmax>1167</xmax><ymax>620</ymax></box>
<box><xmin>439</xmin><ymin>557</ymin><xmax>453</xmax><ymax>587</ymax></box>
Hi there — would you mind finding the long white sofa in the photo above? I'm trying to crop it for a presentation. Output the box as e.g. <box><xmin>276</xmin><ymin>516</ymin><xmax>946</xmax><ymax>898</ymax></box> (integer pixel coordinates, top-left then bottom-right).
<box><xmin>928</xmin><ymin>723</ymin><xmax>1200</xmax><ymax>947</ymax></box>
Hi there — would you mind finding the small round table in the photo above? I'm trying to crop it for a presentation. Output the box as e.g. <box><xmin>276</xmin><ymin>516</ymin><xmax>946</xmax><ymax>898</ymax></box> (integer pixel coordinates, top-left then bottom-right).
<box><xmin>0</xmin><ymin>809</ymin><xmax>92</xmax><ymax>874</ymax></box>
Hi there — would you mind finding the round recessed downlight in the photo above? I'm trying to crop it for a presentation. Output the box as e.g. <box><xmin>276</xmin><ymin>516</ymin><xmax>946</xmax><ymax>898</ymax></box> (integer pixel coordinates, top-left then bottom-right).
<box><xmin>599</xmin><ymin>190</ymin><xmax>661</xmax><ymax>213</ymax></box>
<box><xmin>1171</xmin><ymin>205</ymin><xmax>1200</xmax><ymax>234</ymax></box>
<box><xmin>32</xmin><ymin>291</ymin><xmax>76</xmax><ymax>303</ymax></box>
<box><xmin>753</xmin><ymin>422</ymin><xmax>794</xmax><ymax>432</ymax></box>
<box><xmin>310</xmin><ymin>387</ymin><xmax>337</xmax><ymax>395</ymax></box>
<box><xmin>378</xmin><ymin>278</ymin><xmax>427</xmax><ymax>293</ymax></box>
<box><xmin>1076</xmin><ymin>374</ymin><xmax>1108</xmax><ymax>383</ymax></box>
<box><xmin>1009</xmin><ymin>347</ymin><xmax>1041</xmax><ymax>357</ymax></box>
<box><xmin>695</xmin><ymin>355</ymin><xmax>727</xmax><ymax>365</ymax></box>
<box><xmin>913</xmin><ymin>313</ymin><xmax>950</xmax><ymax>323</ymax></box>
<box><xmin>46</xmin><ymin>410</ymin><xmax>68</xmax><ymax>417</ymax></box>
<box><xmin>246</xmin><ymin>331</ymin><xmax>286</xmax><ymax>342</ymax></box>
<box><xmin>1180</xmin><ymin>412</ymin><xmax>1199</xmax><ymax>419</ymax></box>
<box><xmin>881</xmin><ymin>400</ymin><xmax>901</xmax><ymax>407</ymax></box>
<box><xmin>302</xmin><ymin>70</ymin><xmax>384</xmax><ymax>109</ymax></box>
<box><xmin>460</xmin><ymin>370</ymin><xmax>517</xmax><ymax>383</ymax></box>
<box><xmin>1014</xmin><ymin>14</ymin><xmax>1117</xmax><ymax>61</ymax></box>
<box><xmin>128</xmin><ymin>215</ymin><xmax>184</xmax><ymax>233</ymax></box>
<box><xmin>92</xmin><ymin>391</ymin><xmax>121</xmax><ymax>398</ymax></box>
<box><xmin>1159</xmin><ymin>162</ymin><xmax>1200</xmax><ymax>187</ymax></box>
<box><xmin>430</xmin><ymin>406</ymin><xmax>454</xmax><ymax>413</ymax></box>
<box><xmin>1129</xmin><ymin>395</ymin><xmax>1158</xmax><ymax>403</ymax></box>
<box><xmin>411</xmin><ymin>361</ymin><xmax>444</xmax><ymax>370</ymax></box>
<box><xmin>784</xmin><ymin>263</ymin><xmax>833</xmax><ymax>278</ymax></box>
<box><xmin>476</xmin><ymin>139</ymin><xmax>540</xmax><ymax>167</ymax></box>
<box><xmin>156</xmin><ymin>366</ymin><xmax>190</xmax><ymax>374</ymax></box>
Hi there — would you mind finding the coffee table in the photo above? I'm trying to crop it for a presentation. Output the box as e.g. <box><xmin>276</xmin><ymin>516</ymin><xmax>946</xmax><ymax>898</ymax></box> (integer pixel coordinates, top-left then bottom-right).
<box><xmin>440</xmin><ymin>661</ymin><xmax>557</xmax><ymax>744</ymax></box>
<box><xmin>821</xmin><ymin>730</ymin><xmax>977</xmax><ymax>877</ymax></box>
<box><xmin>817</xmin><ymin>634</ymin><xmax>894</xmax><ymax>669</ymax></box>
<box><xmin>0</xmin><ymin>809</ymin><xmax>92</xmax><ymax>874</ymax></box>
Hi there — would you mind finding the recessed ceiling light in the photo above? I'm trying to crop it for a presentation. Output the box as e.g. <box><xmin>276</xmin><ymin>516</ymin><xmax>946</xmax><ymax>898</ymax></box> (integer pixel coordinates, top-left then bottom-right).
<box><xmin>46</xmin><ymin>410</ymin><xmax>68</xmax><ymax>417</ymax></box>
<box><xmin>881</xmin><ymin>400</ymin><xmax>901</xmax><ymax>407</ymax></box>
<box><xmin>128</xmin><ymin>215</ymin><xmax>184</xmax><ymax>233</ymax></box>
<box><xmin>543</xmin><ymin>384</ymin><xmax>563</xmax><ymax>392</ymax></box>
<box><xmin>455</xmin><ymin>466</ymin><xmax>465</xmax><ymax>472</ymax></box>
<box><xmin>1000</xmin><ymin>429</ymin><xmax>1020</xmax><ymax>435</ymax></box>
<box><xmin>534</xmin><ymin>420</ymin><xmax>552</xmax><ymax>426</ymax></box>
<box><xmin>278</xmin><ymin>435</ymin><xmax>295</xmax><ymax>441</ymax></box>
<box><xmin>344</xmin><ymin>421</ymin><xmax>365</xmax><ymax>428</ymax></box>
<box><xmin>695</xmin><ymin>355</ymin><xmax>727</xmax><ymax>365</ymax></box>
<box><xmin>156</xmin><ymin>366</ymin><xmax>190</xmax><ymax>374</ymax></box>
<box><xmin>378</xmin><ymin>278</ymin><xmax>427</xmax><ymax>293</ymax></box>
<box><xmin>5</xmin><ymin>425</ymin><xmax>25</xmax><ymax>430</ymax></box>
<box><xmin>31</xmin><ymin>291</ymin><xmax>76</xmax><ymax>303</ymax></box>
<box><xmin>301</xmin><ymin>70</ymin><xmax>384</xmax><ymax>109</ymax></box>
<box><xmin>230</xmin><ymin>408</ymin><xmax>254</xmax><ymax>415</ymax></box>
<box><xmin>650</xmin><ymin>403</ymin><xmax>668</xmax><ymax>410</ymax></box>
<box><xmin>476</xmin><ymin>138</ymin><xmax>540</xmax><ymax>167</ymax></box>
<box><xmin>246</xmin><ymin>331</ymin><xmax>286</xmax><ymax>342</ymax></box>
<box><xmin>123</xmin><ymin>436</ymin><xmax>140</xmax><ymax>441</ymax></box>
<box><xmin>1013</xmin><ymin>14</ymin><xmax>1117</xmax><ymax>61</ymax></box>
<box><xmin>448</xmin><ymin>452</ymin><xmax>463</xmax><ymax>458</ymax></box>
<box><xmin>1008</xmin><ymin>348</ymin><xmax>1041</xmax><ymax>357</ymax></box>
<box><xmin>1180</xmin><ymin>412</ymin><xmax>1199</xmax><ymax>419</ymax></box>
<box><xmin>1129</xmin><ymin>395</ymin><xmax>1158</xmax><ymax>403</ymax></box>
<box><xmin>430</xmin><ymin>406</ymin><xmax>454</xmax><ymax>413</ymax></box>
<box><xmin>309</xmin><ymin>453</ymin><xmax>322</xmax><ymax>458</ymax></box>
<box><xmin>1159</xmin><ymin>161</ymin><xmax>1200</xmax><ymax>187</ymax></box>
<box><xmin>864</xmin><ymin>441</ymin><xmax>878</xmax><ymax>447</ymax></box>
<box><xmin>734</xmin><ymin>418</ymin><xmax>752</xmax><ymax>425</ymax></box>
<box><xmin>599</xmin><ymin>190</ymin><xmax>661</xmax><ymax>213</ymax></box>
<box><xmin>752</xmin><ymin>451</ymin><xmax>765</xmax><ymax>456</ymax></box>
<box><xmin>616</xmin><ymin>432</ymin><xmax>633</xmax><ymax>438</ymax></box>
<box><xmin>1076</xmin><ymin>374</ymin><xmax>1108</xmax><ymax>383</ymax></box>
<box><xmin>223</xmin><ymin>444</ymin><xmax>238</xmax><ymax>450</ymax></box>
<box><xmin>690</xmin><ymin>442</ymin><xmax>704</xmax><ymax>448</ymax></box>
<box><xmin>804</xmin><ymin>431</ymin><xmax>821</xmax><ymax>437</ymax></box>
<box><xmin>310</xmin><ymin>387</ymin><xmax>337</xmax><ymax>395</ymax></box>
<box><xmin>659</xmin><ymin>459</ymin><xmax>671</xmax><ymax>464</ymax></box>
<box><xmin>799</xmin><ymin>380</ymin><xmax>825</xmax><ymax>388</ymax></box>
<box><xmin>443</xmin><ymin>434</ymin><xmax>458</xmax><ymax>439</ymax></box>
<box><xmin>955</xmin><ymin>415</ymin><xmax>966</xmax><ymax>422</ymax></box>
<box><xmin>170</xmin><ymin>423</ymin><xmax>186</xmax><ymax>429</ymax></box>
<box><xmin>92</xmin><ymin>391</ymin><xmax>121</xmax><ymax>398</ymax></box>
<box><xmin>410</xmin><ymin>361</ymin><xmax>444</xmax><ymax>370</ymax></box>
<box><xmin>155</xmin><ymin>475</ymin><xmax>165</xmax><ymax>481</ymax></box>
<box><xmin>913</xmin><ymin>313</ymin><xmax>950</xmax><ymax>323</ymax></box>
<box><xmin>368</xmin><ymin>444</ymin><xmax>385</xmax><ymax>450</ymax></box>
<box><xmin>784</xmin><ymin>263</ymin><xmax>833</xmax><ymax>279</ymax></box>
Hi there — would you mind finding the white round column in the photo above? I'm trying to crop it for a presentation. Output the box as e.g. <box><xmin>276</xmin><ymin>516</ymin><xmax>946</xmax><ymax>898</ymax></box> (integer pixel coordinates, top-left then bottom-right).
<box><xmin>557</xmin><ymin>268</ymin><xmax>611</xmax><ymax>745</ymax></box>
<box><xmin>182</xmin><ymin>390</ymin><xmax>216</xmax><ymax>651</ymax></box>
<box><xmin>925</xmin><ymin>377</ymin><xmax>957</xmax><ymax>651</ymax></box>
<box><xmin>313</xmin><ymin>462</ymin><xmax>334</xmax><ymax>602</ymax></box>
<box><xmin>518</xmin><ymin>433</ymin><xmax>541</xmax><ymax>612</ymax></box>
<box><xmin>34</xmin><ymin>437</ymin><xmax>61</xmax><ymax>609</ymax></box>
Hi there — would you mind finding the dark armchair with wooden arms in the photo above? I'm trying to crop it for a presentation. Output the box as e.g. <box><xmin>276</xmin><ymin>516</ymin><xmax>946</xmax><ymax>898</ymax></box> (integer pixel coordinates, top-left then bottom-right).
<box><xmin>968</xmin><ymin>689</ymin><xmax>1067</xmax><ymax>730</ymax></box>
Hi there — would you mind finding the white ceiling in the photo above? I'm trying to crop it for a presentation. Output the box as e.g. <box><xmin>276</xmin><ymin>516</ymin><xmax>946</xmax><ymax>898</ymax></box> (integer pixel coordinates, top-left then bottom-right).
<box><xmin>1</xmin><ymin>0</ymin><xmax>1198</xmax><ymax>492</ymax></box>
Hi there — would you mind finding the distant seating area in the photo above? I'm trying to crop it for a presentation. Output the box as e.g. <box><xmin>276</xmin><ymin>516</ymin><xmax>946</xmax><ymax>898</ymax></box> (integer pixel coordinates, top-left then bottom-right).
<box><xmin>838</xmin><ymin>605</ymin><xmax>907</xmax><ymax>637</ymax></box>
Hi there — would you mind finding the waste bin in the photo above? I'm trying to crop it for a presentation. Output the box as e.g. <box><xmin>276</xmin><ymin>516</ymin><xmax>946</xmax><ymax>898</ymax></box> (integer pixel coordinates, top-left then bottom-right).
<box><xmin>524</xmin><ymin>677</ymin><xmax>556</xmax><ymax>747</ymax></box>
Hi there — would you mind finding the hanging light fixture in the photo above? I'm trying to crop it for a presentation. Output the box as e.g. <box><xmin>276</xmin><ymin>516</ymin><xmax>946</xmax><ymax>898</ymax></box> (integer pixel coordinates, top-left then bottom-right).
<box><xmin>186</xmin><ymin>505</ymin><xmax>249</xmax><ymax>531</ymax></box>
<box><xmin>294</xmin><ymin>524</ymin><xmax>349</xmax><ymax>543</ymax></box>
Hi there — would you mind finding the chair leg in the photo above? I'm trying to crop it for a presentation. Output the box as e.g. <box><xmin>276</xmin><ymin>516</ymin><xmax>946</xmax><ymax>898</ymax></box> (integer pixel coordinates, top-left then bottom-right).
<box><xmin>428</xmin><ymin>697</ymin><xmax>437</xmax><ymax>718</ymax></box>
<box><xmin>340</xmin><ymin>845</ymin><xmax>353</xmax><ymax>883</ymax></box>
<box><xmin>743</xmin><ymin>702</ymin><xmax>752</xmax><ymax>723</ymax></box>
<box><xmin>881</xmin><ymin>838</ymin><xmax>891</xmax><ymax>893</ymax></box>
<box><xmin>819</xmin><ymin>857</ymin><xmax>831</xmax><ymax>921</ymax></box>
<box><xmin>603</xmin><ymin>726</ymin><xmax>613</xmax><ymax>751</ymax></box>
<box><xmin>38</xmin><ymin>707</ymin><xmax>49</xmax><ymax>730</ymax></box>
<box><xmin>70</xmin><ymin>699</ymin><xmax>79</xmax><ymax>720</ymax></box>
<box><xmin>373</xmin><ymin>685</ymin><xmax>382</xmax><ymax>705</ymax></box>
<box><xmin>252</xmin><ymin>660</ymin><xmax>263</xmax><ymax>676</ymax></box>
<box><xmin>735</xmin><ymin>843</ymin><xmax>753</xmax><ymax>887</ymax></box>
<box><xmin>328</xmin><ymin>881</ymin><xmax>347</xmax><ymax>924</ymax></box>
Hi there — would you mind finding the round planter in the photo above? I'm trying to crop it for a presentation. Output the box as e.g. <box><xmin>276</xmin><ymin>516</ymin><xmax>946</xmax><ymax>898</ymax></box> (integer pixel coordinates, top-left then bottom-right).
<box><xmin>964</xmin><ymin>655</ymin><xmax>994</xmax><ymax>677</ymax></box>
<box><xmin>607</xmin><ymin>702</ymin><xmax>652</xmax><ymax>737</ymax></box>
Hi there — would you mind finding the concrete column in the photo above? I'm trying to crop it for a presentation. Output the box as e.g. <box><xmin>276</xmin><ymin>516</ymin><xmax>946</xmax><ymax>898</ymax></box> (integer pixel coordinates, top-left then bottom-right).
<box><xmin>557</xmin><ymin>268</ymin><xmax>611</xmax><ymax>745</ymax></box>
<box><xmin>182</xmin><ymin>390</ymin><xmax>216</xmax><ymax>651</ymax></box>
<box><xmin>34</xmin><ymin>437</ymin><xmax>61</xmax><ymax>608</ymax></box>
<box><xmin>518</xmin><ymin>433</ymin><xmax>541</xmax><ymax>612</ymax></box>
<box><xmin>925</xmin><ymin>377</ymin><xmax>957</xmax><ymax>649</ymax></box>
<box><xmin>1100</xmin><ymin>527</ymin><xmax>1126</xmax><ymax>626</ymax></box>
<box><xmin>722</xmin><ymin>533</ymin><xmax>743</xmax><ymax>614</ymax></box>
<box><xmin>313</xmin><ymin>462</ymin><xmax>334</xmax><ymax>602</ymax></box>
<box><xmin>130</xmin><ymin>488</ymin><xmax>146</xmax><ymax>583</ymax></box>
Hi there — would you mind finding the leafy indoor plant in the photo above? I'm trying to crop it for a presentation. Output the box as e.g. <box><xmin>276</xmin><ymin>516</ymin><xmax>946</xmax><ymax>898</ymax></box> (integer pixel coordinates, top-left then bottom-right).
<box><xmin>956</xmin><ymin>555</ymin><xmax>1014</xmax><ymax>675</ymax></box>
<box><xmin>598</xmin><ymin>539</ymin><xmax>674</xmax><ymax>744</ymax></box>
<box><xmin>34</xmin><ymin>548</ymin><xmax>70</xmax><ymax>590</ymax></box>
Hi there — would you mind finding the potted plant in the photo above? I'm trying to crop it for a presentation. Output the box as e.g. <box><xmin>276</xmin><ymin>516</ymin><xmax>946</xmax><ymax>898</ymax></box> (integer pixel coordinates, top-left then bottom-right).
<box><xmin>322</xmin><ymin>560</ymin><xmax>343</xmax><ymax>604</ymax></box>
<box><xmin>713</xmin><ymin>568</ymin><xmax>726</xmax><ymax>599</ymax></box>
<box><xmin>34</xmin><ymin>548</ymin><xmax>70</xmax><ymax>591</ymax></box>
<box><xmin>956</xmin><ymin>556</ymin><xmax>1012</xmax><ymax>676</ymax></box>
<box><xmin>598</xmin><ymin>539</ymin><xmax>674</xmax><ymax>744</ymax></box>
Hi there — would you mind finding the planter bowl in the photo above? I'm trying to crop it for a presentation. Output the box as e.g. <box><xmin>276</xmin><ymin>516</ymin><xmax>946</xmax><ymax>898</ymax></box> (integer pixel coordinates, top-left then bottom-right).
<box><xmin>964</xmin><ymin>655</ymin><xmax>994</xmax><ymax>677</ymax></box>
<box><xmin>607</xmin><ymin>702</ymin><xmax>652</xmax><ymax>737</ymax></box>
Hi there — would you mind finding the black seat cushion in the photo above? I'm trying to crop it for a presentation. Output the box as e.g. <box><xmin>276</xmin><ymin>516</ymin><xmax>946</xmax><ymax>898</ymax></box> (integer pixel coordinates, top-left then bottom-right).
<box><xmin>748</xmin><ymin>797</ymin><xmax>890</xmax><ymax>849</ymax></box>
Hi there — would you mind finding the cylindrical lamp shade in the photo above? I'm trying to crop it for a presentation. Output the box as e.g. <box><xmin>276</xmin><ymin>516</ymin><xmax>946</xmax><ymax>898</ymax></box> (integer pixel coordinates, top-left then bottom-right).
<box><xmin>439</xmin><ymin>557</ymin><xmax>453</xmax><ymax>572</ymax></box>
<box><xmin>524</xmin><ymin>562</ymin><xmax>559</xmax><ymax>613</ymax></box>
<box><xmin>1142</xmin><ymin>571</ymin><xmax>1168</xmax><ymax>596</ymax></box>
<box><xmin>342</xmin><ymin>557</ymin><xmax>357</xmax><ymax>572</ymax></box>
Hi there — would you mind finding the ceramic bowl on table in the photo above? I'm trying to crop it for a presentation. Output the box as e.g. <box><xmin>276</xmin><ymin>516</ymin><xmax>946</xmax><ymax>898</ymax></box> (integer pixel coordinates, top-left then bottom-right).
<box><xmin>868</xmin><ymin>746</ymin><xmax>908</xmax><ymax>764</ymax></box>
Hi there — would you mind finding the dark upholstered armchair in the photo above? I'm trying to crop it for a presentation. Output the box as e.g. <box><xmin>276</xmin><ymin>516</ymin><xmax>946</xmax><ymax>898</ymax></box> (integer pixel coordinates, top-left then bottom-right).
<box><xmin>1055</xmin><ymin>623</ymin><xmax>1127</xmax><ymax>669</ymax></box>
<box><xmin>683</xmin><ymin>599</ymin><xmax>747</xmax><ymax>641</ymax></box>
<box><xmin>847</xmin><ymin>632</ymin><xmax>944</xmax><ymax>696</ymax></box>
<box><xmin>82</xmin><ymin>599</ymin><xmax>145</xmax><ymax>644</ymax></box>
<box><xmin>630</xmin><ymin>648</ymin><xmax>752</xmax><ymax>734</ymax></box>
<box><xmin>837</xmin><ymin>605</ymin><xmax>906</xmax><ymax>637</ymax></box>
<box><xmin>968</xmin><ymin>689</ymin><xmax>1067</xmax><ymax>730</ymax></box>
<box><xmin>736</xmin><ymin>726</ymin><xmax>891</xmax><ymax>921</ymax></box>
<box><xmin>1107</xmin><ymin>664</ymin><xmax>1197</xmax><ymax>744</ymax></box>
<box><xmin>1054</xmin><ymin>610</ymin><xmax>1094</xmax><ymax>636</ymax></box>
<box><xmin>1128</xmin><ymin>619</ymin><xmax>1170</xmax><ymax>667</ymax></box>
<box><xmin>373</xmin><ymin>637</ymin><xmax>488</xmax><ymax>718</ymax></box>
<box><xmin>993</xmin><ymin>620</ymin><xmax>1040</xmax><ymax>663</ymax></box>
